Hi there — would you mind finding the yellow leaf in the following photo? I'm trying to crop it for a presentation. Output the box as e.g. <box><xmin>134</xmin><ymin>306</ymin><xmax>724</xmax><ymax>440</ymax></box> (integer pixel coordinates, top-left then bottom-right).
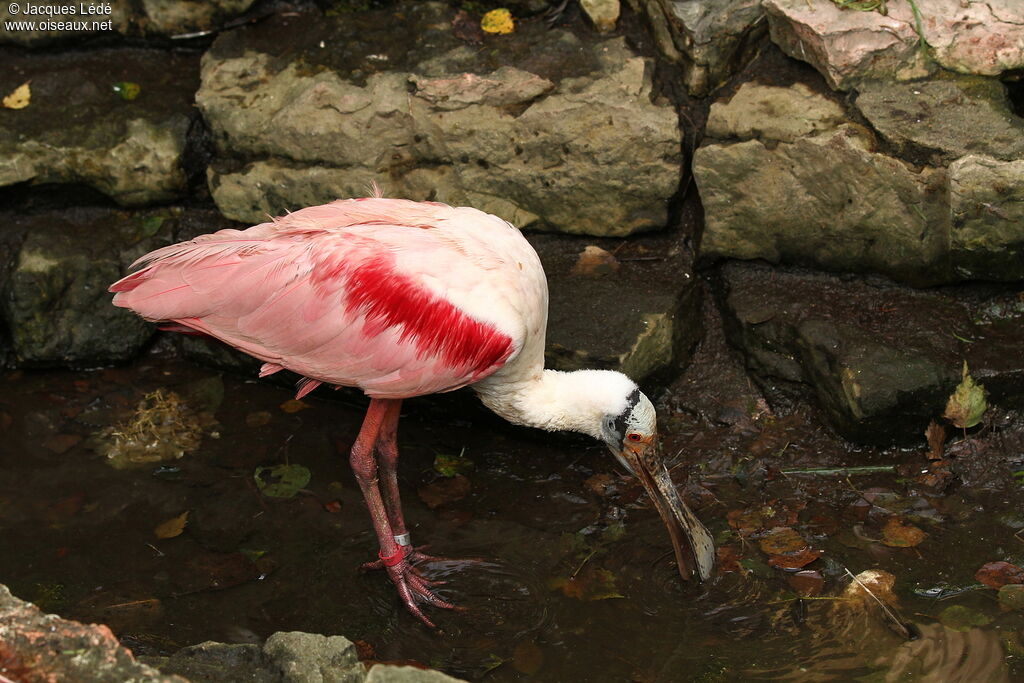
<box><xmin>3</xmin><ymin>81</ymin><xmax>31</xmax><ymax>109</ymax></box>
<box><xmin>943</xmin><ymin>361</ymin><xmax>987</xmax><ymax>429</ymax></box>
<box><xmin>279</xmin><ymin>399</ymin><xmax>309</xmax><ymax>414</ymax></box>
<box><xmin>155</xmin><ymin>511</ymin><xmax>189</xmax><ymax>539</ymax></box>
<box><xmin>481</xmin><ymin>8</ymin><xmax>514</xmax><ymax>34</ymax></box>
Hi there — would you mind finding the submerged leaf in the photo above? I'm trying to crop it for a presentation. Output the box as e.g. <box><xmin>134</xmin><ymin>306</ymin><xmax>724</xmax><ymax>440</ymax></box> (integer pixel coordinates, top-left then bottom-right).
<box><xmin>943</xmin><ymin>361</ymin><xmax>987</xmax><ymax>429</ymax></box>
<box><xmin>254</xmin><ymin>464</ymin><xmax>311</xmax><ymax>498</ymax></box>
<box><xmin>512</xmin><ymin>640</ymin><xmax>544</xmax><ymax>675</ymax></box>
<box><xmin>975</xmin><ymin>561</ymin><xmax>1024</xmax><ymax>589</ymax></box>
<box><xmin>548</xmin><ymin>567</ymin><xmax>623</xmax><ymax>601</ymax></box>
<box><xmin>938</xmin><ymin>604</ymin><xmax>991</xmax><ymax>631</ymax></box>
<box><xmin>881</xmin><ymin>517</ymin><xmax>927</xmax><ymax>548</ymax></box>
<box><xmin>924</xmin><ymin>420</ymin><xmax>946</xmax><ymax>460</ymax></box>
<box><xmin>279</xmin><ymin>399</ymin><xmax>310</xmax><ymax>414</ymax></box>
<box><xmin>433</xmin><ymin>449</ymin><xmax>473</xmax><ymax>477</ymax></box>
<box><xmin>998</xmin><ymin>584</ymin><xmax>1024</xmax><ymax>610</ymax></box>
<box><xmin>417</xmin><ymin>474</ymin><xmax>471</xmax><ymax>509</ymax></box>
<box><xmin>154</xmin><ymin>511</ymin><xmax>189</xmax><ymax>539</ymax></box>
<box><xmin>112</xmin><ymin>81</ymin><xmax>141</xmax><ymax>101</ymax></box>
<box><xmin>758</xmin><ymin>527</ymin><xmax>808</xmax><ymax>555</ymax></box>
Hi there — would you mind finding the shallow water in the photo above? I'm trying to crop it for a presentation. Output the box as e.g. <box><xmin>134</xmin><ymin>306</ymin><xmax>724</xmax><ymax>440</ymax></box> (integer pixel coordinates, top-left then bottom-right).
<box><xmin>1</xmin><ymin>351</ymin><xmax>1022</xmax><ymax>681</ymax></box>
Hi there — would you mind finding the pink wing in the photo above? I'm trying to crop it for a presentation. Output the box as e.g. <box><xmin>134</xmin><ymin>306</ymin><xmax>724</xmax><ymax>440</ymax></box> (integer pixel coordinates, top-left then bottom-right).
<box><xmin>110</xmin><ymin>199</ymin><xmax>516</xmax><ymax>398</ymax></box>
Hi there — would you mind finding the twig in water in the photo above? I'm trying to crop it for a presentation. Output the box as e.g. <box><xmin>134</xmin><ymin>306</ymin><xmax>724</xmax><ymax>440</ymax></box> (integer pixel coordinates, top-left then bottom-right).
<box><xmin>782</xmin><ymin>465</ymin><xmax>895</xmax><ymax>476</ymax></box>
<box><xmin>844</xmin><ymin>567</ymin><xmax>913</xmax><ymax>640</ymax></box>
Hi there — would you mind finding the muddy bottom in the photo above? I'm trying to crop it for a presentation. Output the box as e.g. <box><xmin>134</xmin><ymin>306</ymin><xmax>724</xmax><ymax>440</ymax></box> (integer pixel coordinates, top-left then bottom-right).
<box><xmin>1</xmin><ymin>346</ymin><xmax>1022</xmax><ymax>681</ymax></box>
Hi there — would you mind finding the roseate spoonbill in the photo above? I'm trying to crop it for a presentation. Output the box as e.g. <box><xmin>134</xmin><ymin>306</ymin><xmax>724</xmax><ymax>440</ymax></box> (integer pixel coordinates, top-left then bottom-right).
<box><xmin>109</xmin><ymin>196</ymin><xmax>714</xmax><ymax>626</ymax></box>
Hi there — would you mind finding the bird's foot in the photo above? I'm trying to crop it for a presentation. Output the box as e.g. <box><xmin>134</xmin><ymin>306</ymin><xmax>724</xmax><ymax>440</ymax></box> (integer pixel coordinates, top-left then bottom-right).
<box><xmin>361</xmin><ymin>547</ymin><xmax>464</xmax><ymax>628</ymax></box>
<box><xmin>362</xmin><ymin>543</ymin><xmax>479</xmax><ymax>570</ymax></box>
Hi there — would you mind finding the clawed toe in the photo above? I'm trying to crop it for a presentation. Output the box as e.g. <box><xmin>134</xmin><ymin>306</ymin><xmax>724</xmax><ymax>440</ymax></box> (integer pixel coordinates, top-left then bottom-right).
<box><xmin>364</xmin><ymin>550</ymin><xmax>464</xmax><ymax>626</ymax></box>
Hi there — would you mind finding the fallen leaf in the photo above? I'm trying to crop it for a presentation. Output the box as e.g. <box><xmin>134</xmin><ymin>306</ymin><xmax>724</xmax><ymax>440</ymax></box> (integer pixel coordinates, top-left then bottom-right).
<box><xmin>758</xmin><ymin>527</ymin><xmax>807</xmax><ymax>555</ymax></box>
<box><xmin>452</xmin><ymin>9</ymin><xmax>484</xmax><ymax>44</ymax></box>
<box><xmin>715</xmin><ymin>545</ymin><xmax>743</xmax><ymax>573</ymax></box>
<box><xmin>938</xmin><ymin>604</ymin><xmax>991</xmax><ymax>631</ymax></box>
<box><xmin>279</xmin><ymin>399</ymin><xmax>310</xmax><ymax>414</ymax></box>
<box><xmin>417</xmin><ymin>474</ymin><xmax>470</xmax><ymax>509</ymax></box>
<box><xmin>727</xmin><ymin>508</ymin><xmax>766</xmax><ymax>535</ymax></box>
<box><xmin>323</xmin><ymin>500</ymin><xmax>342</xmax><ymax>514</ymax></box>
<box><xmin>767</xmin><ymin>548</ymin><xmax>822</xmax><ymax>569</ymax></box>
<box><xmin>548</xmin><ymin>567</ymin><xmax>623</xmax><ymax>601</ymax></box>
<box><xmin>154</xmin><ymin>511</ymin><xmax>189</xmax><ymax>539</ymax></box>
<box><xmin>136</xmin><ymin>215</ymin><xmax>165</xmax><ymax>238</ymax></box>
<box><xmin>254</xmin><ymin>463</ymin><xmax>311</xmax><ymax>498</ymax></box>
<box><xmin>3</xmin><ymin>81</ymin><xmax>31</xmax><ymax>109</ymax></box>
<box><xmin>998</xmin><ymin>584</ymin><xmax>1024</xmax><ymax>610</ymax></box>
<box><xmin>433</xmin><ymin>450</ymin><xmax>473</xmax><ymax>477</ymax></box>
<box><xmin>881</xmin><ymin>517</ymin><xmax>927</xmax><ymax>548</ymax></box>
<box><xmin>112</xmin><ymin>81</ymin><xmax>141</xmax><ymax>101</ymax></box>
<box><xmin>975</xmin><ymin>561</ymin><xmax>1024</xmax><ymax>589</ymax></box>
<box><xmin>924</xmin><ymin>419</ymin><xmax>946</xmax><ymax>460</ymax></box>
<box><xmin>738</xmin><ymin>557</ymin><xmax>774</xmax><ymax>579</ymax></box>
<box><xmin>788</xmin><ymin>570</ymin><xmax>824</xmax><ymax>596</ymax></box>
<box><xmin>480</xmin><ymin>7</ymin><xmax>514</xmax><ymax>34</ymax></box>
<box><xmin>943</xmin><ymin>361</ymin><xmax>987</xmax><ymax>429</ymax></box>
<box><xmin>512</xmin><ymin>640</ymin><xmax>544</xmax><ymax>675</ymax></box>
<box><xmin>245</xmin><ymin>410</ymin><xmax>273</xmax><ymax>427</ymax></box>
<box><xmin>571</xmin><ymin>245</ymin><xmax>620</xmax><ymax>277</ymax></box>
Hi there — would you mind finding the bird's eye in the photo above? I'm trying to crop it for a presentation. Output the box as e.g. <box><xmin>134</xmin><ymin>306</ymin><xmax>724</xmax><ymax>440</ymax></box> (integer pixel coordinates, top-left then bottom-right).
<box><xmin>627</xmin><ymin>433</ymin><xmax>643</xmax><ymax>442</ymax></box>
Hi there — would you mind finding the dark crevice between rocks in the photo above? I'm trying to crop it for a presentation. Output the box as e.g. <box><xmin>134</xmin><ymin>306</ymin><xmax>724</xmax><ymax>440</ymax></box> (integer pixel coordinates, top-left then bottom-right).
<box><xmin>1004</xmin><ymin>71</ymin><xmax>1024</xmax><ymax>117</ymax></box>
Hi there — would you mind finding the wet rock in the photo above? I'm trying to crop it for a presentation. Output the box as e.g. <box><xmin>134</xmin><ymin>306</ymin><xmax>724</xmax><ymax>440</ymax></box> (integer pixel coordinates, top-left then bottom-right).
<box><xmin>0</xmin><ymin>583</ymin><xmax>185</xmax><ymax>682</ymax></box>
<box><xmin>718</xmin><ymin>262</ymin><xmax>966</xmax><ymax>444</ymax></box>
<box><xmin>366</xmin><ymin>666</ymin><xmax>467</xmax><ymax>683</ymax></box>
<box><xmin>704</xmin><ymin>81</ymin><xmax>846</xmax><ymax>143</ymax></box>
<box><xmin>146</xmin><ymin>631</ymin><xmax>469</xmax><ymax>682</ymax></box>
<box><xmin>1</xmin><ymin>208</ymin><xmax>174</xmax><ymax>367</ymax></box>
<box><xmin>854</xmin><ymin>77</ymin><xmax>1024</xmax><ymax>165</ymax></box>
<box><xmin>763</xmin><ymin>0</ymin><xmax>931</xmax><ymax>91</ymax></box>
<box><xmin>0</xmin><ymin>49</ymin><xmax>196</xmax><ymax>205</ymax></box>
<box><xmin>634</xmin><ymin>0</ymin><xmax>767</xmax><ymax>96</ymax></box>
<box><xmin>695</xmin><ymin>82</ymin><xmax>949</xmax><ymax>286</ymax></box>
<box><xmin>148</xmin><ymin>632</ymin><xmax>365</xmax><ymax>682</ymax></box>
<box><xmin>0</xmin><ymin>0</ymin><xmax>258</xmax><ymax>46</ymax></box>
<box><xmin>949</xmin><ymin>155</ymin><xmax>1024</xmax><ymax>281</ymax></box>
<box><xmin>765</xmin><ymin>0</ymin><xmax>1024</xmax><ymax>90</ymax></box>
<box><xmin>918</xmin><ymin>0</ymin><xmax>1024</xmax><ymax>77</ymax></box>
<box><xmin>533</xmin><ymin>233</ymin><xmax>701</xmax><ymax>386</ymax></box>
<box><xmin>580</xmin><ymin>0</ymin><xmax>620</xmax><ymax>32</ymax></box>
<box><xmin>197</xmin><ymin>3</ymin><xmax>680</xmax><ymax>236</ymax></box>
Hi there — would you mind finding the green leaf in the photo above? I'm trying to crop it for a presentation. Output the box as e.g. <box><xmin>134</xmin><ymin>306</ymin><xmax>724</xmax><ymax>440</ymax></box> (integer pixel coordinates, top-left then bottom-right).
<box><xmin>937</xmin><ymin>604</ymin><xmax>992</xmax><ymax>631</ymax></box>
<box><xmin>254</xmin><ymin>464</ymin><xmax>311</xmax><ymax>498</ymax></box>
<box><xmin>998</xmin><ymin>584</ymin><xmax>1024</xmax><ymax>610</ymax></box>
<box><xmin>112</xmin><ymin>81</ymin><xmax>141</xmax><ymax>101</ymax></box>
<box><xmin>137</xmin><ymin>215</ymin><xmax>165</xmax><ymax>238</ymax></box>
<box><xmin>943</xmin><ymin>361</ymin><xmax>987</xmax><ymax>429</ymax></box>
<box><xmin>433</xmin><ymin>448</ymin><xmax>472</xmax><ymax>477</ymax></box>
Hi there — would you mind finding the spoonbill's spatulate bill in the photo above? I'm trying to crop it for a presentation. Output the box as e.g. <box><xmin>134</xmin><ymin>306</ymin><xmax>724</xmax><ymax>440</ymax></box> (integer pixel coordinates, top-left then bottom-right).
<box><xmin>109</xmin><ymin>196</ymin><xmax>715</xmax><ymax>626</ymax></box>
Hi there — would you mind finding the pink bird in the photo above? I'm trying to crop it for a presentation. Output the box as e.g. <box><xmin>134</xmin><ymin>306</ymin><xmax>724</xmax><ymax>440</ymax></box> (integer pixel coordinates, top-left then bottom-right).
<box><xmin>109</xmin><ymin>196</ymin><xmax>714</xmax><ymax>626</ymax></box>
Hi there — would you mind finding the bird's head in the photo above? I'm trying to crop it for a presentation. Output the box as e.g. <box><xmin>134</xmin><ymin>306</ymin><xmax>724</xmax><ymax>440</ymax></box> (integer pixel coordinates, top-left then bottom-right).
<box><xmin>599</xmin><ymin>384</ymin><xmax>714</xmax><ymax>582</ymax></box>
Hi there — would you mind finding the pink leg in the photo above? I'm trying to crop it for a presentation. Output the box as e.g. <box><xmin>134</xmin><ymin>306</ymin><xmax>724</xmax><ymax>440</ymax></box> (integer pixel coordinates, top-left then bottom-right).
<box><xmin>349</xmin><ymin>398</ymin><xmax>455</xmax><ymax>627</ymax></box>
<box><xmin>365</xmin><ymin>401</ymin><xmax>456</xmax><ymax>568</ymax></box>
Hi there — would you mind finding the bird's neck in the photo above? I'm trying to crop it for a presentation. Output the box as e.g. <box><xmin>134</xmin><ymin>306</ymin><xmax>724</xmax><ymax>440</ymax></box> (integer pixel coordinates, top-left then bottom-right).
<box><xmin>473</xmin><ymin>369</ymin><xmax>622</xmax><ymax>439</ymax></box>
